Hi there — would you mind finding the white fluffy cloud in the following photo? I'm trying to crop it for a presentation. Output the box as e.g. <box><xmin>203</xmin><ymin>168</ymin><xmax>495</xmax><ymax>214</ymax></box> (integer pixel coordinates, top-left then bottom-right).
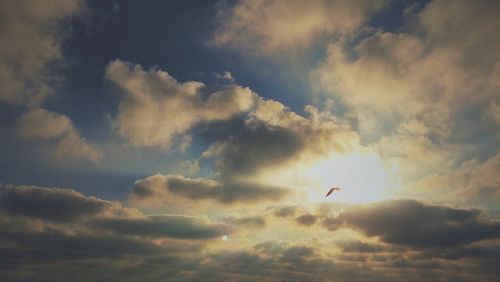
<box><xmin>316</xmin><ymin>0</ymin><xmax>500</xmax><ymax>135</ymax></box>
<box><xmin>314</xmin><ymin>0</ymin><xmax>500</xmax><ymax>182</ymax></box>
<box><xmin>106</xmin><ymin>60</ymin><xmax>257</xmax><ymax>149</ymax></box>
<box><xmin>0</xmin><ymin>0</ymin><xmax>99</xmax><ymax>163</ymax></box>
<box><xmin>212</xmin><ymin>0</ymin><xmax>387</xmax><ymax>54</ymax></box>
<box><xmin>0</xmin><ymin>0</ymin><xmax>81</xmax><ymax>107</ymax></box>
<box><xmin>17</xmin><ymin>109</ymin><xmax>102</xmax><ymax>162</ymax></box>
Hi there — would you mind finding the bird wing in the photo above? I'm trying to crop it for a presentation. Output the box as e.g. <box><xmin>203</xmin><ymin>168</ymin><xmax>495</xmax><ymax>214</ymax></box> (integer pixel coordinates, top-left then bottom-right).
<box><xmin>325</xmin><ymin>188</ymin><xmax>334</xmax><ymax>197</ymax></box>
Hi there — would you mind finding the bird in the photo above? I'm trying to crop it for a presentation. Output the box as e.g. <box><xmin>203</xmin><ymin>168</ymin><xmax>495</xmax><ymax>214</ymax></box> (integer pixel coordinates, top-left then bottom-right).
<box><xmin>325</xmin><ymin>187</ymin><xmax>341</xmax><ymax>197</ymax></box>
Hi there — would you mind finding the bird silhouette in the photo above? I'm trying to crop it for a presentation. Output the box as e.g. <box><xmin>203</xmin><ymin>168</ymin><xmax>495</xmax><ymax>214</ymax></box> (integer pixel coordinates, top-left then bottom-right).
<box><xmin>325</xmin><ymin>187</ymin><xmax>341</xmax><ymax>197</ymax></box>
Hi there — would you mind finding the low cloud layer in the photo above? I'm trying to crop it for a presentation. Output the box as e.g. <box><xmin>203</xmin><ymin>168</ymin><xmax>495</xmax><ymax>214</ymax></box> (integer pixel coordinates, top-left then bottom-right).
<box><xmin>129</xmin><ymin>173</ymin><xmax>288</xmax><ymax>206</ymax></box>
<box><xmin>1</xmin><ymin>185</ymin><xmax>499</xmax><ymax>281</ymax></box>
<box><xmin>0</xmin><ymin>185</ymin><xmax>114</xmax><ymax>222</ymax></box>
<box><xmin>93</xmin><ymin>215</ymin><xmax>234</xmax><ymax>239</ymax></box>
<box><xmin>322</xmin><ymin>199</ymin><xmax>500</xmax><ymax>247</ymax></box>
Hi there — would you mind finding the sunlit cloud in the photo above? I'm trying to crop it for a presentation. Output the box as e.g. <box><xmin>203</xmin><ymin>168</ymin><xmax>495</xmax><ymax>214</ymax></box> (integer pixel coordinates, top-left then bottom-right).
<box><xmin>0</xmin><ymin>0</ymin><xmax>499</xmax><ymax>280</ymax></box>
<box><xmin>17</xmin><ymin>109</ymin><xmax>102</xmax><ymax>161</ymax></box>
<box><xmin>0</xmin><ymin>0</ymin><xmax>81</xmax><ymax>107</ymax></box>
<box><xmin>211</xmin><ymin>0</ymin><xmax>387</xmax><ymax>54</ymax></box>
<box><xmin>106</xmin><ymin>59</ymin><xmax>257</xmax><ymax>150</ymax></box>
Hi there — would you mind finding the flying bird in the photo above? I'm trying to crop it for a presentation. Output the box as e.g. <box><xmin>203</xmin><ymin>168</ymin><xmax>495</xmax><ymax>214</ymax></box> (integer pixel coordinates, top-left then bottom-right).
<box><xmin>325</xmin><ymin>187</ymin><xmax>341</xmax><ymax>197</ymax></box>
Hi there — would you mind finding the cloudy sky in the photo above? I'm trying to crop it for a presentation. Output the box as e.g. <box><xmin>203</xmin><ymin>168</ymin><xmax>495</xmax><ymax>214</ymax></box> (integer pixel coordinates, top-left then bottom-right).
<box><xmin>1</xmin><ymin>0</ymin><xmax>499</xmax><ymax>281</ymax></box>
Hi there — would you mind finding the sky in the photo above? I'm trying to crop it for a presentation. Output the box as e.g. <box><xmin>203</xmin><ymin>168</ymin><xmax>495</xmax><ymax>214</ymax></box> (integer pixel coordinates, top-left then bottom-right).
<box><xmin>0</xmin><ymin>0</ymin><xmax>499</xmax><ymax>281</ymax></box>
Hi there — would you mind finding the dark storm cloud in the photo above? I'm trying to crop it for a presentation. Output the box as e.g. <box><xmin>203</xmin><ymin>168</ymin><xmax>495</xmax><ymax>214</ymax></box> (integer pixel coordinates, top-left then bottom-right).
<box><xmin>129</xmin><ymin>174</ymin><xmax>288</xmax><ymax>205</ymax></box>
<box><xmin>200</xmin><ymin>99</ymin><xmax>359</xmax><ymax>178</ymax></box>
<box><xmin>295</xmin><ymin>213</ymin><xmax>318</xmax><ymax>226</ymax></box>
<box><xmin>93</xmin><ymin>215</ymin><xmax>234</xmax><ymax>239</ymax></box>
<box><xmin>0</xmin><ymin>229</ymin><xmax>163</xmax><ymax>260</ymax></box>
<box><xmin>323</xmin><ymin>199</ymin><xmax>500</xmax><ymax>247</ymax></box>
<box><xmin>205</xmin><ymin>121</ymin><xmax>304</xmax><ymax>176</ymax></box>
<box><xmin>0</xmin><ymin>185</ymin><xmax>114</xmax><ymax>222</ymax></box>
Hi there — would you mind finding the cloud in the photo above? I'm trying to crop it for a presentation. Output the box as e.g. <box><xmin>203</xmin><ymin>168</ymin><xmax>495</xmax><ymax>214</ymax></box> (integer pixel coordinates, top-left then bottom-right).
<box><xmin>316</xmin><ymin>0</ymin><xmax>500</xmax><ymax>136</ymax></box>
<box><xmin>224</xmin><ymin>215</ymin><xmax>266</xmax><ymax>229</ymax></box>
<box><xmin>0</xmin><ymin>1</ymin><xmax>102</xmax><ymax>163</ymax></box>
<box><xmin>295</xmin><ymin>214</ymin><xmax>317</xmax><ymax>226</ymax></box>
<box><xmin>203</xmin><ymin>245</ymin><xmax>390</xmax><ymax>282</ymax></box>
<box><xmin>322</xmin><ymin>199</ymin><xmax>500</xmax><ymax>247</ymax></box>
<box><xmin>129</xmin><ymin>173</ymin><xmax>288</xmax><ymax>206</ymax></box>
<box><xmin>314</xmin><ymin>0</ymin><xmax>500</xmax><ymax>184</ymax></box>
<box><xmin>0</xmin><ymin>186</ymin><xmax>199</xmax><ymax>279</ymax></box>
<box><xmin>203</xmin><ymin>118</ymin><xmax>303</xmax><ymax>176</ymax></box>
<box><xmin>0</xmin><ymin>184</ymin><xmax>231</xmax><ymax>240</ymax></box>
<box><xmin>106</xmin><ymin>60</ymin><xmax>359</xmax><ymax>178</ymax></box>
<box><xmin>203</xmin><ymin>99</ymin><xmax>359</xmax><ymax>176</ymax></box>
<box><xmin>17</xmin><ymin>108</ymin><xmax>102</xmax><ymax>161</ymax></box>
<box><xmin>254</xmin><ymin>239</ymin><xmax>289</xmax><ymax>256</ymax></box>
<box><xmin>1</xmin><ymin>184</ymin><xmax>499</xmax><ymax>281</ymax></box>
<box><xmin>0</xmin><ymin>185</ymin><xmax>115</xmax><ymax>222</ymax></box>
<box><xmin>411</xmin><ymin>152</ymin><xmax>500</xmax><ymax>209</ymax></box>
<box><xmin>335</xmin><ymin>239</ymin><xmax>394</xmax><ymax>253</ymax></box>
<box><xmin>316</xmin><ymin>32</ymin><xmax>463</xmax><ymax>140</ymax></box>
<box><xmin>418</xmin><ymin>0</ymin><xmax>500</xmax><ymax>70</ymax></box>
<box><xmin>105</xmin><ymin>59</ymin><xmax>257</xmax><ymax>149</ymax></box>
<box><xmin>0</xmin><ymin>0</ymin><xmax>81</xmax><ymax>107</ymax></box>
<box><xmin>485</xmin><ymin>101</ymin><xmax>500</xmax><ymax>125</ymax></box>
<box><xmin>0</xmin><ymin>184</ymin><xmax>218</xmax><ymax>270</ymax></box>
<box><xmin>93</xmin><ymin>215</ymin><xmax>234</xmax><ymax>240</ymax></box>
<box><xmin>274</xmin><ymin>205</ymin><xmax>298</xmax><ymax>217</ymax></box>
<box><xmin>211</xmin><ymin>0</ymin><xmax>387</xmax><ymax>54</ymax></box>
<box><xmin>282</xmin><ymin>245</ymin><xmax>315</xmax><ymax>258</ymax></box>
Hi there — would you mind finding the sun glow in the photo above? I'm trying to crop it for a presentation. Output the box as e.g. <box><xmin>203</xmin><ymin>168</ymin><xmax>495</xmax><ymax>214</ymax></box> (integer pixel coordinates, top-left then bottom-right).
<box><xmin>304</xmin><ymin>151</ymin><xmax>398</xmax><ymax>203</ymax></box>
<box><xmin>256</xmin><ymin>148</ymin><xmax>399</xmax><ymax>204</ymax></box>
